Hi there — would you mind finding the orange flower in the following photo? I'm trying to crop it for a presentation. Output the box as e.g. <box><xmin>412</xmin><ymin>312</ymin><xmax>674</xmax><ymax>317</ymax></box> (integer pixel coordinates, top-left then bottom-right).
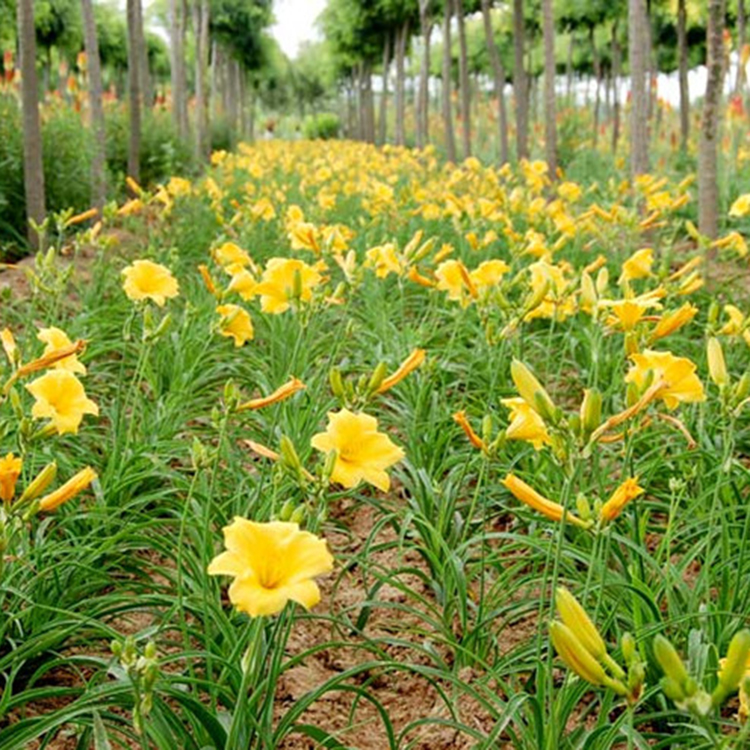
<box><xmin>237</xmin><ymin>378</ymin><xmax>306</xmax><ymax>411</ymax></box>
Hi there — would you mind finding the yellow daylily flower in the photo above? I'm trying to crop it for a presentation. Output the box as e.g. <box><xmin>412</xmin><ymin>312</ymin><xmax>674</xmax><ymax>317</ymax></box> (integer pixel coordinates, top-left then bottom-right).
<box><xmin>37</xmin><ymin>327</ymin><xmax>86</xmax><ymax>374</ymax></box>
<box><xmin>310</xmin><ymin>409</ymin><xmax>404</xmax><ymax>492</ymax></box>
<box><xmin>208</xmin><ymin>518</ymin><xmax>334</xmax><ymax>617</ymax></box>
<box><xmin>122</xmin><ymin>260</ymin><xmax>179</xmax><ymax>307</ymax></box>
<box><xmin>0</xmin><ymin>453</ymin><xmax>22</xmax><ymax>503</ymax></box>
<box><xmin>619</xmin><ymin>248</ymin><xmax>654</xmax><ymax>284</ymax></box>
<box><xmin>599</xmin><ymin>477</ymin><xmax>645</xmax><ymax>523</ymax></box>
<box><xmin>25</xmin><ymin>370</ymin><xmax>99</xmax><ymax>435</ymax></box>
<box><xmin>501</xmin><ymin>397</ymin><xmax>551</xmax><ymax>450</ymax></box>
<box><xmin>216</xmin><ymin>304</ymin><xmax>254</xmax><ymax>347</ymax></box>
<box><xmin>625</xmin><ymin>349</ymin><xmax>705</xmax><ymax>410</ymax></box>
<box><xmin>254</xmin><ymin>258</ymin><xmax>322</xmax><ymax>314</ymax></box>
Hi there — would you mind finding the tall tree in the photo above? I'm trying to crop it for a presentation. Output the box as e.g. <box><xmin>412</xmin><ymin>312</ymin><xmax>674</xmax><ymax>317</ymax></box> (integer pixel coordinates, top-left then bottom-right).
<box><xmin>542</xmin><ymin>0</ymin><xmax>556</xmax><ymax>174</ymax></box>
<box><xmin>379</xmin><ymin>33</ymin><xmax>391</xmax><ymax>144</ymax></box>
<box><xmin>512</xmin><ymin>0</ymin><xmax>528</xmax><ymax>159</ymax></box>
<box><xmin>737</xmin><ymin>0</ymin><xmax>747</xmax><ymax>93</ymax></box>
<box><xmin>677</xmin><ymin>0</ymin><xmax>689</xmax><ymax>150</ymax></box>
<box><xmin>481</xmin><ymin>0</ymin><xmax>509</xmax><ymax>165</ymax></box>
<box><xmin>628</xmin><ymin>0</ymin><xmax>649</xmax><ymax>176</ymax></box>
<box><xmin>126</xmin><ymin>0</ymin><xmax>142</xmax><ymax>183</ymax></box>
<box><xmin>416</xmin><ymin>0</ymin><xmax>433</xmax><ymax>148</ymax></box>
<box><xmin>394</xmin><ymin>17</ymin><xmax>409</xmax><ymax>145</ymax></box>
<box><xmin>699</xmin><ymin>0</ymin><xmax>726</xmax><ymax>240</ymax></box>
<box><xmin>17</xmin><ymin>0</ymin><xmax>46</xmax><ymax>247</ymax></box>
<box><xmin>81</xmin><ymin>0</ymin><xmax>107</xmax><ymax>211</ymax></box>
<box><xmin>455</xmin><ymin>0</ymin><xmax>471</xmax><ymax>157</ymax></box>
<box><xmin>194</xmin><ymin>0</ymin><xmax>210</xmax><ymax>160</ymax></box>
<box><xmin>169</xmin><ymin>0</ymin><xmax>188</xmax><ymax>139</ymax></box>
<box><xmin>441</xmin><ymin>0</ymin><xmax>456</xmax><ymax>160</ymax></box>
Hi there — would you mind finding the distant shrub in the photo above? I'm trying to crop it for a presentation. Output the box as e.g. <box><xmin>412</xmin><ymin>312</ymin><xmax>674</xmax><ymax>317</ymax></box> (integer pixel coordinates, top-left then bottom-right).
<box><xmin>302</xmin><ymin>113</ymin><xmax>340</xmax><ymax>140</ymax></box>
<box><xmin>105</xmin><ymin>105</ymin><xmax>194</xmax><ymax>196</ymax></box>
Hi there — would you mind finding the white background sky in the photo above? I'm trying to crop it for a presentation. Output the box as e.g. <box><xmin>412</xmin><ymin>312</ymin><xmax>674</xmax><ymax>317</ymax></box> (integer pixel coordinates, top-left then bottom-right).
<box><xmin>270</xmin><ymin>0</ymin><xmax>327</xmax><ymax>58</ymax></box>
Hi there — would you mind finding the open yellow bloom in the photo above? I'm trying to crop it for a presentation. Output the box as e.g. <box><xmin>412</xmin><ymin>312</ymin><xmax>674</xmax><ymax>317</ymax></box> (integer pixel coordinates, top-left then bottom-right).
<box><xmin>208</xmin><ymin>518</ymin><xmax>334</xmax><ymax>617</ymax></box>
<box><xmin>122</xmin><ymin>260</ymin><xmax>179</xmax><ymax>306</ymax></box>
<box><xmin>619</xmin><ymin>248</ymin><xmax>654</xmax><ymax>284</ymax></box>
<box><xmin>37</xmin><ymin>327</ymin><xmax>86</xmax><ymax>374</ymax></box>
<box><xmin>311</xmin><ymin>409</ymin><xmax>404</xmax><ymax>492</ymax></box>
<box><xmin>470</xmin><ymin>259</ymin><xmax>510</xmax><ymax>290</ymax></box>
<box><xmin>599</xmin><ymin>477</ymin><xmax>644</xmax><ymax>523</ymax></box>
<box><xmin>213</xmin><ymin>241</ymin><xmax>252</xmax><ymax>270</ymax></box>
<box><xmin>435</xmin><ymin>259</ymin><xmax>471</xmax><ymax>305</ymax></box>
<box><xmin>600</xmin><ymin>298</ymin><xmax>660</xmax><ymax>331</ymax></box>
<box><xmin>38</xmin><ymin>466</ymin><xmax>97</xmax><ymax>512</ymax></box>
<box><xmin>366</xmin><ymin>243</ymin><xmax>403</xmax><ymax>278</ymax></box>
<box><xmin>501</xmin><ymin>397</ymin><xmax>551</xmax><ymax>450</ymax></box>
<box><xmin>625</xmin><ymin>349</ymin><xmax>705</xmax><ymax>410</ymax></box>
<box><xmin>729</xmin><ymin>194</ymin><xmax>750</xmax><ymax>218</ymax></box>
<box><xmin>254</xmin><ymin>258</ymin><xmax>322</xmax><ymax>314</ymax></box>
<box><xmin>0</xmin><ymin>453</ymin><xmax>22</xmax><ymax>503</ymax></box>
<box><xmin>26</xmin><ymin>370</ymin><xmax>99</xmax><ymax>434</ymax></box>
<box><xmin>216</xmin><ymin>304</ymin><xmax>254</xmax><ymax>347</ymax></box>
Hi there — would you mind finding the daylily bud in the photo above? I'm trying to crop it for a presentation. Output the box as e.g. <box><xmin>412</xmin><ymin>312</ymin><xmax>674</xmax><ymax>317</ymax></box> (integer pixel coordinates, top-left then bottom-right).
<box><xmin>575</xmin><ymin>493</ymin><xmax>592</xmax><ymax>520</ymax></box>
<box><xmin>707</xmin><ymin>301</ymin><xmax>720</xmax><ymax>326</ymax></box>
<box><xmin>621</xmin><ymin>632</ymin><xmax>636</xmax><ymax>663</ymax></box>
<box><xmin>555</xmin><ymin>587</ymin><xmax>607</xmax><ymax>660</ymax></box>
<box><xmin>367</xmin><ymin>361</ymin><xmax>388</xmax><ymax>394</ymax></box>
<box><xmin>580</xmin><ymin>388</ymin><xmax>602</xmax><ymax>435</ymax></box>
<box><xmin>653</xmin><ymin>635</ymin><xmax>691</xmax><ymax>688</ymax></box>
<box><xmin>279</xmin><ymin>435</ymin><xmax>302</xmax><ymax>474</ymax></box>
<box><xmin>17</xmin><ymin>461</ymin><xmax>57</xmax><ymax>505</ymax></box>
<box><xmin>707</xmin><ymin>337</ymin><xmax>729</xmax><ymax>387</ymax></box>
<box><xmin>329</xmin><ymin>367</ymin><xmax>344</xmax><ymax>397</ymax></box>
<box><xmin>549</xmin><ymin>621</ymin><xmax>624</xmax><ymax>691</ymax></box>
<box><xmin>714</xmin><ymin>630</ymin><xmax>750</xmax><ymax>706</ymax></box>
<box><xmin>511</xmin><ymin>360</ymin><xmax>556</xmax><ymax>418</ymax></box>
<box><xmin>37</xmin><ymin>466</ymin><xmax>97</xmax><ymax>512</ymax></box>
<box><xmin>735</xmin><ymin>372</ymin><xmax>750</xmax><ymax>401</ymax></box>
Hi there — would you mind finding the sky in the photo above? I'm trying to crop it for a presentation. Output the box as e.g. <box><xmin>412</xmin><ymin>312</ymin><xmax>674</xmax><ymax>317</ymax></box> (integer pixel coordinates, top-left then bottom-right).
<box><xmin>271</xmin><ymin>0</ymin><xmax>327</xmax><ymax>59</ymax></box>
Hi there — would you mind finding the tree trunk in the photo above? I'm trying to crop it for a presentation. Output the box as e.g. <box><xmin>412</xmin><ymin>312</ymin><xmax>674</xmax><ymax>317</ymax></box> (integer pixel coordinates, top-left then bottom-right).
<box><xmin>566</xmin><ymin>31</ymin><xmax>574</xmax><ymax>103</ymax></box>
<box><xmin>542</xmin><ymin>0</ymin><xmax>556</xmax><ymax>175</ymax></box>
<box><xmin>379</xmin><ymin>34</ymin><xmax>391</xmax><ymax>145</ymax></box>
<box><xmin>736</xmin><ymin>0</ymin><xmax>746</xmax><ymax>93</ymax></box>
<box><xmin>611</xmin><ymin>20</ymin><xmax>621</xmax><ymax>154</ymax></box>
<box><xmin>126</xmin><ymin>0</ymin><xmax>142</xmax><ymax>184</ymax></box>
<box><xmin>17</xmin><ymin>0</ymin><xmax>46</xmax><ymax>247</ymax></box>
<box><xmin>194</xmin><ymin>0</ymin><xmax>210</xmax><ymax>161</ymax></box>
<box><xmin>417</xmin><ymin>3</ymin><xmax>432</xmax><ymax>148</ymax></box>
<box><xmin>455</xmin><ymin>0</ymin><xmax>471</xmax><ymax>157</ymax></box>
<box><xmin>628</xmin><ymin>0</ymin><xmax>649</xmax><ymax>176</ymax></box>
<box><xmin>365</xmin><ymin>63</ymin><xmax>376</xmax><ymax>143</ymax></box>
<box><xmin>645</xmin><ymin>0</ymin><xmax>655</xmax><ymax>122</ymax></box>
<box><xmin>81</xmin><ymin>0</ymin><xmax>107</xmax><ymax>212</ymax></box>
<box><xmin>677</xmin><ymin>0</ymin><xmax>689</xmax><ymax>150</ymax></box>
<box><xmin>134</xmin><ymin>0</ymin><xmax>151</xmax><ymax>110</ymax></box>
<box><xmin>481</xmin><ymin>0</ymin><xmax>509</xmax><ymax>164</ymax></box>
<box><xmin>590</xmin><ymin>25</ymin><xmax>601</xmax><ymax>148</ymax></box>
<box><xmin>441</xmin><ymin>0</ymin><xmax>456</xmax><ymax>161</ymax></box>
<box><xmin>513</xmin><ymin>0</ymin><xmax>528</xmax><ymax>159</ymax></box>
<box><xmin>699</xmin><ymin>0</ymin><xmax>727</xmax><ymax>241</ymax></box>
<box><xmin>170</xmin><ymin>0</ymin><xmax>188</xmax><ymax>139</ymax></box>
<box><xmin>395</xmin><ymin>21</ymin><xmax>409</xmax><ymax>146</ymax></box>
